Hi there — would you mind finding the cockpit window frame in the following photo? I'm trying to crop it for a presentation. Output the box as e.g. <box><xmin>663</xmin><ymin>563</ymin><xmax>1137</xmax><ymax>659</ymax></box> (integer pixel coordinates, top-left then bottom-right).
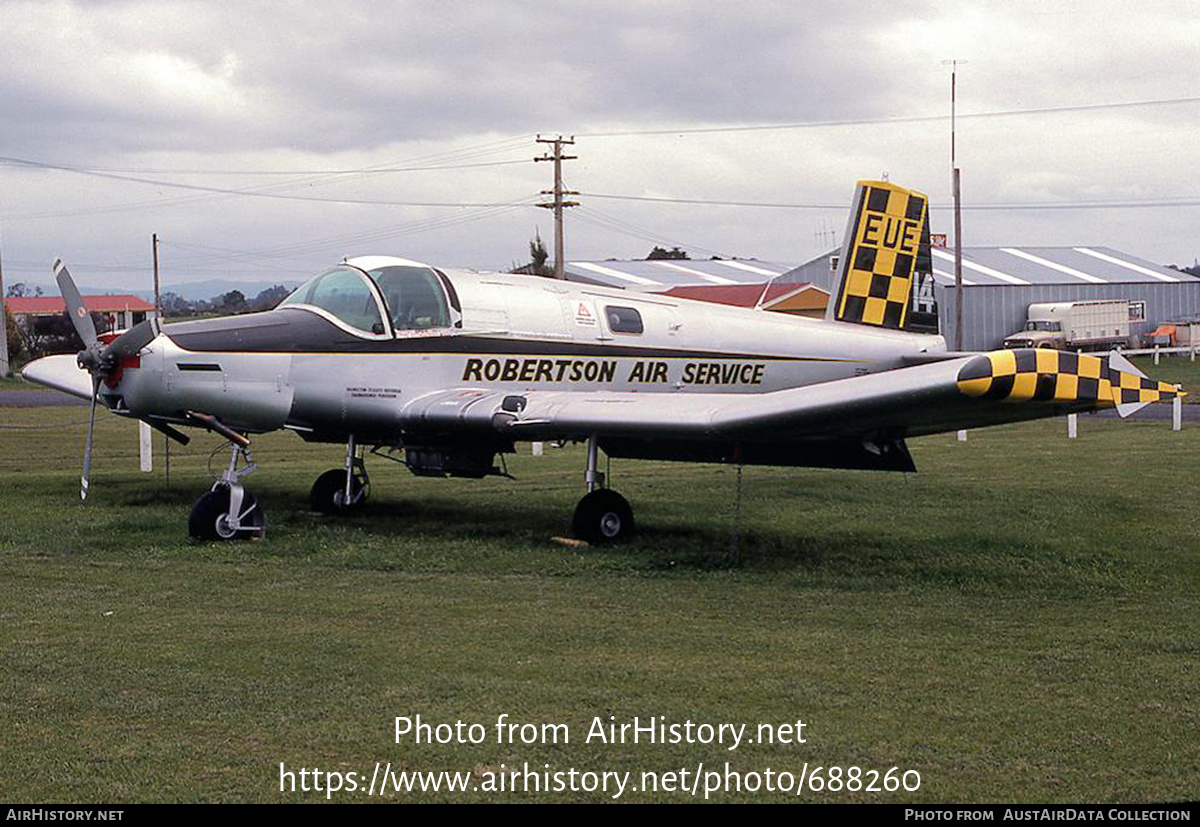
<box><xmin>277</xmin><ymin>266</ymin><xmax>394</xmax><ymax>340</ymax></box>
<box><xmin>434</xmin><ymin>269</ymin><xmax>464</xmax><ymax>329</ymax></box>
<box><xmin>366</xmin><ymin>264</ymin><xmax>457</xmax><ymax>335</ymax></box>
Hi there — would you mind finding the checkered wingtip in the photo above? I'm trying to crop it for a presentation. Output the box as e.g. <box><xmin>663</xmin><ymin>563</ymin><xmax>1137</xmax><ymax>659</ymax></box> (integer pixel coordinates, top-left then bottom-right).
<box><xmin>956</xmin><ymin>349</ymin><xmax>1185</xmax><ymax>406</ymax></box>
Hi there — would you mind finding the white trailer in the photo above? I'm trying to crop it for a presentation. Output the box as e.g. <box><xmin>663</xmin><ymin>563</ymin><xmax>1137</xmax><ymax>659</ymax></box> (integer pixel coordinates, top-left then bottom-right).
<box><xmin>1004</xmin><ymin>300</ymin><xmax>1132</xmax><ymax>350</ymax></box>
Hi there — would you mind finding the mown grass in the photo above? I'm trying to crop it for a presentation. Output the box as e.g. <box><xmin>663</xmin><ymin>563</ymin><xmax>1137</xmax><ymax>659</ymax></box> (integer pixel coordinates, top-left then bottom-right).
<box><xmin>1130</xmin><ymin>354</ymin><xmax>1200</xmax><ymax>402</ymax></box>
<box><xmin>0</xmin><ymin>374</ymin><xmax>38</xmax><ymax>390</ymax></box>
<box><xmin>0</xmin><ymin>406</ymin><xmax>1196</xmax><ymax>803</ymax></box>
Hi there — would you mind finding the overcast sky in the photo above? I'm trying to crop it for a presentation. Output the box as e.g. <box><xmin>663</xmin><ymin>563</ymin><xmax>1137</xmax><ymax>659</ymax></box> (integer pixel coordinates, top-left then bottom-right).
<box><xmin>0</xmin><ymin>0</ymin><xmax>1196</xmax><ymax>292</ymax></box>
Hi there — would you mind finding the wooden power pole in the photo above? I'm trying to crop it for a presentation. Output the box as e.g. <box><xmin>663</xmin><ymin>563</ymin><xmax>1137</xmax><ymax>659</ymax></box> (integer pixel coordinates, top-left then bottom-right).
<box><xmin>534</xmin><ymin>135</ymin><xmax>578</xmax><ymax>279</ymax></box>
<box><xmin>152</xmin><ymin>233</ymin><xmax>161</xmax><ymax>318</ymax></box>
<box><xmin>0</xmin><ymin>242</ymin><xmax>9</xmax><ymax>378</ymax></box>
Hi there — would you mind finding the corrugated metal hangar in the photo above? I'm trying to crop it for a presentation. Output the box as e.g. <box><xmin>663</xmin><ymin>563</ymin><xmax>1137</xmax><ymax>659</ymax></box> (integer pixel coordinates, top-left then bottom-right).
<box><xmin>784</xmin><ymin>246</ymin><xmax>1200</xmax><ymax>351</ymax></box>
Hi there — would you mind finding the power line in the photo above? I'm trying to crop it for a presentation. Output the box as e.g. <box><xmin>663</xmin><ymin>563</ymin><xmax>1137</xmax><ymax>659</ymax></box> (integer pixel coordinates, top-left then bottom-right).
<box><xmin>0</xmin><ymin>199</ymin><xmax>541</xmax><ymax>280</ymax></box>
<box><xmin>0</xmin><ymin>135</ymin><xmax>539</xmax><ymax>219</ymax></box>
<box><xmin>154</xmin><ymin>198</ymin><xmax>541</xmax><ymax>267</ymax></box>
<box><xmin>0</xmin><ymin>157</ymin><xmax>531</xmax><ymax>209</ymax></box>
<box><xmin>573</xmin><ymin>205</ymin><xmax>733</xmax><ymax>259</ymax></box>
<box><xmin>577</xmin><ymin>95</ymin><xmax>1200</xmax><ymax>138</ymax></box>
<box><xmin>578</xmin><ymin>192</ymin><xmax>1200</xmax><ymax>210</ymax></box>
<box><xmin>0</xmin><ymin>158</ymin><xmax>531</xmax><ymax>176</ymax></box>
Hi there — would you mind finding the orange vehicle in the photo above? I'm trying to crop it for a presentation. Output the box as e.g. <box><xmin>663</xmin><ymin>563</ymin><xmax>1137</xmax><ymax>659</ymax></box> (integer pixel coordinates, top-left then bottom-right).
<box><xmin>1146</xmin><ymin>325</ymin><xmax>1177</xmax><ymax>348</ymax></box>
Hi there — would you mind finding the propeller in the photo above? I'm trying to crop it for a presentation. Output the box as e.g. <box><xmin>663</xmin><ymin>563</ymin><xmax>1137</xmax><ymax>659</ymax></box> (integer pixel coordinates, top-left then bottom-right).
<box><xmin>55</xmin><ymin>258</ymin><xmax>160</xmax><ymax>500</ymax></box>
<box><xmin>81</xmin><ymin>375</ymin><xmax>99</xmax><ymax>500</ymax></box>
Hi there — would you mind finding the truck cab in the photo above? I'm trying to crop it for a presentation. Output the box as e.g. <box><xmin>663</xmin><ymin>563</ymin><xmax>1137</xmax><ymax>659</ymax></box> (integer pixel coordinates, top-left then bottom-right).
<box><xmin>1004</xmin><ymin>300</ymin><xmax>1132</xmax><ymax>352</ymax></box>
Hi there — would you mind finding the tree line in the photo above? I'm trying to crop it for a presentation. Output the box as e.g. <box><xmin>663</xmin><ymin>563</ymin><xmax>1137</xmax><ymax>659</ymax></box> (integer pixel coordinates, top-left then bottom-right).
<box><xmin>4</xmin><ymin>283</ymin><xmax>292</xmax><ymax>359</ymax></box>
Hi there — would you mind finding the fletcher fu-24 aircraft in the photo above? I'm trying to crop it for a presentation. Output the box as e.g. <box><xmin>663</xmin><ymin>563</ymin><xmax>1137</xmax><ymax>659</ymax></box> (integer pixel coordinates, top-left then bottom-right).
<box><xmin>23</xmin><ymin>179</ymin><xmax>1184</xmax><ymax>543</ymax></box>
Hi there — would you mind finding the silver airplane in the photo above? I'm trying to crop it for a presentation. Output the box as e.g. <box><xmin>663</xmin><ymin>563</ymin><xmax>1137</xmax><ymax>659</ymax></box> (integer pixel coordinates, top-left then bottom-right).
<box><xmin>21</xmin><ymin>179</ymin><xmax>1184</xmax><ymax>543</ymax></box>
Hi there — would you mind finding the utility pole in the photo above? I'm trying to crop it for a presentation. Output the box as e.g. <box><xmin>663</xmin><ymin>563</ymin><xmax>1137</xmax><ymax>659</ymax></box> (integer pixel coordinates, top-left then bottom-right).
<box><xmin>152</xmin><ymin>233</ymin><xmax>161</xmax><ymax>319</ymax></box>
<box><xmin>0</xmin><ymin>240</ymin><xmax>9</xmax><ymax>379</ymax></box>
<box><xmin>943</xmin><ymin>58</ymin><xmax>968</xmax><ymax>351</ymax></box>
<box><xmin>534</xmin><ymin>135</ymin><xmax>578</xmax><ymax>279</ymax></box>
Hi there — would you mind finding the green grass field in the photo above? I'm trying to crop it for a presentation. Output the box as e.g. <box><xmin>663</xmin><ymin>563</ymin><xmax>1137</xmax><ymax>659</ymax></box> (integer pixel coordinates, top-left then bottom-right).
<box><xmin>0</xmin><ymin>405</ymin><xmax>1196</xmax><ymax>803</ymax></box>
<box><xmin>1130</xmin><ymin>354</ymin><xmax>1200</xmax><ymax>402</ymax></box>
<box><xmin>0</xmin><ymin>375</ymin><xmax>39</xmax><ymax>390</ymax></box>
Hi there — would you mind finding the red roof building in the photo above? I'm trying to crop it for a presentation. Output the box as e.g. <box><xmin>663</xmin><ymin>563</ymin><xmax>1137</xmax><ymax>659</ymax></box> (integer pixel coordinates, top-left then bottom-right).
<box><xmin>5</xmin><ymin>294</ymin><xmax>157</xmax><ymax>331</ymax></box>
<box><xmin>662</xmin><ymin>282</ymin><xmax>830</xmax><ymax>318</ymax></box>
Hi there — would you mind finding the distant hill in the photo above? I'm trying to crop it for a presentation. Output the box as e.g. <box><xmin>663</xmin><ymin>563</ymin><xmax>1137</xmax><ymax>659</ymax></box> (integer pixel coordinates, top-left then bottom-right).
<box><xmin>159</xmin><ymin>279</ymin><xmax>301</xmax><ymax>302</ymax></box>
<box><xmin>10</xmin><ymin>278</ymin><xmax>301</xmax><ymax>303</ymax></box>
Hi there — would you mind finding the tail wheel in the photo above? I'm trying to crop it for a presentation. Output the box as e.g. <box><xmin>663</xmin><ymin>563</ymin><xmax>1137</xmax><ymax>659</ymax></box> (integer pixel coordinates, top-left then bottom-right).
<box><xmin>189</xmin><ymin>488</ymin><xmax>264</xmax><ymax>541</ymax></box>
<box><xmin>572</xmin><ymin>489</ymin><xmax>634</xmax><ymax>544</ymax></box>
<box><xmin>310</xmin><ymin>469</ymin><xmax>369</xmax><ymax>514</ymax></box>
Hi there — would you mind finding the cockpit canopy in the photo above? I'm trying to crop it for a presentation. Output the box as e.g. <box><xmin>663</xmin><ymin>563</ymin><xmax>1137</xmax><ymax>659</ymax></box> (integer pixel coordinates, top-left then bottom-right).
<box><xmin>278</xmin><ymin>259</ymin><xmax>455</xmax><ymax>336</ymax></box>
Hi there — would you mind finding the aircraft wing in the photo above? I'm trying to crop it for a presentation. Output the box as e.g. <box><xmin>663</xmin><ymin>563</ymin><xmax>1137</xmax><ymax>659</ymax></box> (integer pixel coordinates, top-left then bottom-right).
<box><xmin>399</xmin><ymin>349</ymin><xmax>1183</xmax><ymax>444</ymax></box>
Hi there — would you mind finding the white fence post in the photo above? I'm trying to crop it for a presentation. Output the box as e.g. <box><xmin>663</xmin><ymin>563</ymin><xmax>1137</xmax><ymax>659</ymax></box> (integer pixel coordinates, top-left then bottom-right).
<box><xmin>957</xmin><ymin>429</ymin><xmax>967</xmax><ymax>442</ymax></box>
<box><xmin>531</xmin><ymin>442</ymin><xmax>544</xmax><ymax>456</ymax></box>
<box><xmin>139</xmin><ymin>420</ymin><xmax>153</xmax><ymax>472</ymax></box>
<box><xmin>1067</xmin><ymin>414</ymin><xmax>1078</xmax><ymax>439</ymax></box>
<box><xmin>1154</xmin><ymin>345</ymin><xmax>1160</xmax><ymax>365</ymax></box>
<box><xmin>1173</xmin><ymin>391</ymin><xmax>1182</xmax><ymax>432</ymax></box>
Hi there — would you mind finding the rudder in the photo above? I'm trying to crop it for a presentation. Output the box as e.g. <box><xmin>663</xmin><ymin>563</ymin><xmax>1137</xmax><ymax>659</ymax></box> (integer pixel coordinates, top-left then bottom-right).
<box><xmin>827</xmin><ymin>180</ymin><xmax>938</xmax><ymax>333</ymax></box>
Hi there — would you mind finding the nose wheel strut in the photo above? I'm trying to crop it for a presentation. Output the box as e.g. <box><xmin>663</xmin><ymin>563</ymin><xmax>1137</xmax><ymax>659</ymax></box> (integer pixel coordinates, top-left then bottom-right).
<box><xmin>189</xmin><ymin>440</ymin><xmax>265</xmax><ymax>541</ymax></box>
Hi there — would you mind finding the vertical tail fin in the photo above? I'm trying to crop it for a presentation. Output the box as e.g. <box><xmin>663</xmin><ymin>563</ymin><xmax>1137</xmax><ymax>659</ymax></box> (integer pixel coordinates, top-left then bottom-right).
<box><xmin>826</xmin><ymin>180</ymin><xmax>938</xmax><ymax>333</ymax></box>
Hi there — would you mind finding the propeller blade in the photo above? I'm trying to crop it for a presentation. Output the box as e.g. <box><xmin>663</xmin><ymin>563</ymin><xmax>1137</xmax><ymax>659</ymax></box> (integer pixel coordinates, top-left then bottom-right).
<box><xmin>81</xmin><ymin>375</ymin><xmax>100</xmax><ymax>501</ymax></box>
<box><xmin>54</xmin><ymin>259</ymin><xmax>97</xmax><ymax>349</ymax></box>
<box><xmin>102</xmin><ymin>318</ymin><xmax>159</xmax><ymax>362</ymax></box>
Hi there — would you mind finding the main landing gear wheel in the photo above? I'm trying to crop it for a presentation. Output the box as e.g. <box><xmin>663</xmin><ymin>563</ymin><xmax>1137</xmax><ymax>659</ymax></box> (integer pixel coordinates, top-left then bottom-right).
<box><xmin>189</xmin><ymin>487</ymin><xmax>265</xmax><ymax>541</ymax></box>
<box><xmin>310</xmin><ymin>469</ymin><xmax>369</xmax><ymax>514</ymax></box>
<box><xmin>572</xmin><ymin>489</ymin><xmax>634</xmax><ymax>544</ymax></box>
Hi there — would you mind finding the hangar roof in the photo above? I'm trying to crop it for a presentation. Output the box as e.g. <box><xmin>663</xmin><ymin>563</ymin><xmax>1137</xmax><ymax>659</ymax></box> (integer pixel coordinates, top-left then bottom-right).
<box><xmin>922</xmin><ymin>246</ymin><xmax>1193</xmax><ymax>288</ymax></box>
<box><xmin>787</xmin><ymin>245</ymin><xmax>1197</xmax><ymax>289</ymax></box>
<box><xmin>564</xmin><ymin>259</ymin><xmax>796</xmax><ymax>291</ymax></box>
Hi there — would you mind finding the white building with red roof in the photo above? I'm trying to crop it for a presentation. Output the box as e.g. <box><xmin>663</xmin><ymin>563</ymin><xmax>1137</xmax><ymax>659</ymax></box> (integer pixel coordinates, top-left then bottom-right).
<box><xmin>4</xmin><ymin>294</ymin><xmax>157</xmax><ymax>333</ymax></box>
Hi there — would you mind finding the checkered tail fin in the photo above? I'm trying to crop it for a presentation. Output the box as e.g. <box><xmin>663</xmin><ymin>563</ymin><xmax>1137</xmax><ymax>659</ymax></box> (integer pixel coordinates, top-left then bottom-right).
<box><xmin>826</xmin><ymin>180</ymin><xmax>939</xmax><ymax>333</ymax></box>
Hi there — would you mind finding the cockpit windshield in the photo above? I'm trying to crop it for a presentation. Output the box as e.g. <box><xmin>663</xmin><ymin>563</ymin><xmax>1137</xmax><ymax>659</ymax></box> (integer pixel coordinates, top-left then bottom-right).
<box><xmin>278</xmin><ymin>267</ymin><xmax>385</xmax><ymax>334</ymax></box>
<box><xmin>367</xmin><ymin>265</ymin><xmax>451</xmax><ymax>331</ymax></box>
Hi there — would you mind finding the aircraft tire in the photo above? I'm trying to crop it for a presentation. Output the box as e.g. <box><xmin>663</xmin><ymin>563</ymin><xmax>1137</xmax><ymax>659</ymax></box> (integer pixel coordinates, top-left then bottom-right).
<box><xmin>572</xmin><ymin>489</ymin><xmax>634</xmax><ymax>544</ymax></box>
<box><xmin>310</xmin><ymin>469</ymin><xmax>368</xmax><ymax>514</ymax></box>
<box><xmin>189</xmin><ymin>488</ymin><xmax>264</xmax><ymax>541</ymax></box>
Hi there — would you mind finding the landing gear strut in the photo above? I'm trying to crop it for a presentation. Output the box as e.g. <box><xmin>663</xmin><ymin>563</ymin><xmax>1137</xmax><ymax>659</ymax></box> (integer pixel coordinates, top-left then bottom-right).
<box><xmin>571</xmin><ymin>435</ymin><xmax>633</xmax><ymax>543</ymax></box>
<box><xmin>189</xmin><ymin>441</ymin><xmax>265</xmax><ymax>541</ymax></box>
<box><xmin>310</xmin><ymin>434</ymin><xmax>370</xmax><ymax>514</ymax></box>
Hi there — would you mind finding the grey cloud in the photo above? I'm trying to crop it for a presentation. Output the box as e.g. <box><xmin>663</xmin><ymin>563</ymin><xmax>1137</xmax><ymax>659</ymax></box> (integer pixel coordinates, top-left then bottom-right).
<box><xmin>0</xmin><ymin>0</ymin><xmax>1194</xmax><ymax>288</ymax></box>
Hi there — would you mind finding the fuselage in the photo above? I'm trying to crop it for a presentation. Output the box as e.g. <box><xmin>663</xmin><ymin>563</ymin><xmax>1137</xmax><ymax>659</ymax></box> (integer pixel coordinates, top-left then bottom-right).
<box><xmin>106</xmin><ymin>256</ymin><xmax>948</xmax><ymax>442</ymax></box>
